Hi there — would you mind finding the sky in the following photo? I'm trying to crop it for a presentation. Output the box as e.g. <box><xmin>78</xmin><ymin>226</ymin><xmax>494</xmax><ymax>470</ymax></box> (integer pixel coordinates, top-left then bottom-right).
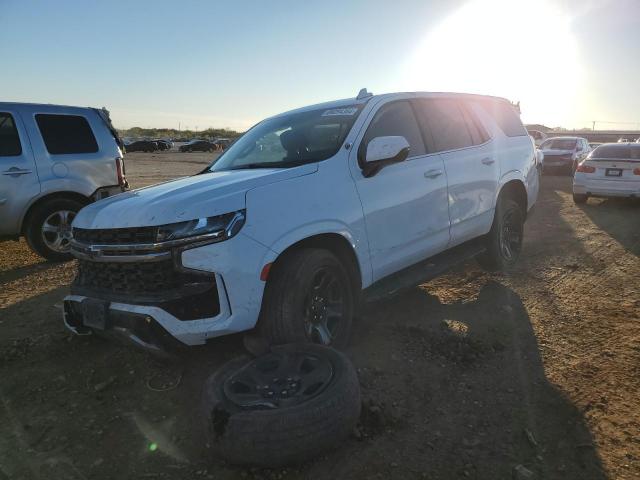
<box><xmin>1</xmin><ymin>0</ymin><xmax>639</xmax><ymax>131</ymax></box>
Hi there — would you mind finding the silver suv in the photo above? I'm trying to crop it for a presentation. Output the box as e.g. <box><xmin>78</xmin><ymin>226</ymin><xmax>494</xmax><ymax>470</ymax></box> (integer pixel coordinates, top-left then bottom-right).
<box><xmin>0</xmin><ymin>102</ymin><xmax>128</xmax><ymax>260</ymax></box>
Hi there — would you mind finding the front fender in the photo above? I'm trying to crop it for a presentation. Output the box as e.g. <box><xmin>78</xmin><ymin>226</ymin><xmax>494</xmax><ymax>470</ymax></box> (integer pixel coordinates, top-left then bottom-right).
<box><xmin>256</xmin><ymin>221</ymin><xmax>372</xmax><ymax>288</ymax></box>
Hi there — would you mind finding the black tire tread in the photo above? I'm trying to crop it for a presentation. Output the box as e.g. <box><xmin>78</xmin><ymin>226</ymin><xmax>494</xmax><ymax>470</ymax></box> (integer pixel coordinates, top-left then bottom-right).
<box><xmin>201</xmin><ymin>344</ymin><xmax>361</xmax><ymax>467</ymax></box>
<box><xmin>259</xmin><ymin>248</ymin><xmax>353</xmax><ymax>349</ymax></box>
<box><xmin>476</xmin><ymin>197</ymin><xmax>523</xmax><ymax>272</ymax></box>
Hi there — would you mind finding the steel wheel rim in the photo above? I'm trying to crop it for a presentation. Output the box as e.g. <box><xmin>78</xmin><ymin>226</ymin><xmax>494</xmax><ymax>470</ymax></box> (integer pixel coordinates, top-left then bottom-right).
<box><xmin>303</xmin><ymin>267</ymin><xmax>345</xmax><ymax>346</ymax></box>
<box><xmin>41</xmin><ymin>210</ymin><xmax>76</xmax><ymax>253</ymax></box>
<box><xmin>499</xmin><ymin>210</ymin><xmax>522</xmax><ymax>261</ymax></box>
<box><xmin>223</xmin><ymin>351</ymin><xmax>334</xmax><ymax>409</ymax></box>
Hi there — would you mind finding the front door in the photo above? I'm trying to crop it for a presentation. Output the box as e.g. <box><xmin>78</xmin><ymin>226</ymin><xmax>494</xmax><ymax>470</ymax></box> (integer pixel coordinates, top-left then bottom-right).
<box><xmin>0</xmin><ymin>110</ymin><xmax>39</xmax><ymax>236</ymax></box>
<box><xmin>350</xmin><ymin>99</ymin><xmax>450</xmax><ymax>282</ymax></box>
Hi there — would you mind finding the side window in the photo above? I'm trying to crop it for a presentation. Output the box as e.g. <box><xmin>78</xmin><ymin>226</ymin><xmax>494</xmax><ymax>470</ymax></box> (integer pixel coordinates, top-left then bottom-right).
<box><xmin>477</xmin><ymin>99</ymin><xmax>527</xmax><ymax>137</ymax></box>
<box><xmin>0</xmin><ymin>112</ymin><xmax>22</xmax><ymax>156</ymax></box>
<box><xmin>362</xmin><ymin>101</ymin><xmax>425</xmax><ymax>158</ymax></box>
<box><xmin>460</xmin><ymin>101</ymin><xmax>490</xmax><ymax>145</ymax></box>
<box><xmin>35</xmin><ymin>114</ymin><xmax>98</xmax><ymax>154</ymax></box>
<box><xmin>417</xmin><ymin>99</ymin><xmax>473</xmax><ymax>153</ymax></box>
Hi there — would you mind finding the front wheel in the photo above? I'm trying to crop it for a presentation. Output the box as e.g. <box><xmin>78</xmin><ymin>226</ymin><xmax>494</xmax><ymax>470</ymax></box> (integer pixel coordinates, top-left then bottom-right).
<box><xmin>258</xmin><ymin>249</ymin><xmax>355</xmax><ymax>349</ymax></box>
<box><xmin>25</xmin><ymin>198</ymin><xmax>84</xmax><ymax>261</ymax></box>
<box><xmin>477</xmin><ymin>197</ymin><xmax>524</xmax><ymax>272</ymax></box>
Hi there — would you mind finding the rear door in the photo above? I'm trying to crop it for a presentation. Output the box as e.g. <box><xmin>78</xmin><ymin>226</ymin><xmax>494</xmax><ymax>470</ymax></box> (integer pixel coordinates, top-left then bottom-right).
<box><xmin>0</xmin><ymin>110</ymin><xmax>40</xmax><ymax>236</ymax></box>
<box><xmin>415</xmin><ymin>98</ymin><xmax>499</xmax><ymax>246</ymax></box>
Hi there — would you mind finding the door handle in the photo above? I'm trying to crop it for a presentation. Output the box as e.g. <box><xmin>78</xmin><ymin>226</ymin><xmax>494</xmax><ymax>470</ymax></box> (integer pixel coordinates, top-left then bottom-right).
<box><xmin>2</xmin><ymin>167</ymin><xmax>33</xmax><ymax>176</ymax></box>
<box><xmin>481</xmin><ymin>158</ymin><xmax>495</xmax><ymax>165</ymax></box>
<box><xmin>424</xmin><ymin>169</ymin><xmax>443</xmax><ymax>179</ymax></box>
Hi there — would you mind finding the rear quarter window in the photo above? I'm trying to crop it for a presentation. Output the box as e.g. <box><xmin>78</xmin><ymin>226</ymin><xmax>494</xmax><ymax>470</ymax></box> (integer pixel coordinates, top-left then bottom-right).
<box><xmin>35</xmin><ymin>114</ymin><xmax>99</xmax><ymax>154</ymax></box>
<box><xmin>477</xmin><ymin>99</ymin><xmax>527</xmax><ymax>137</ymax></box>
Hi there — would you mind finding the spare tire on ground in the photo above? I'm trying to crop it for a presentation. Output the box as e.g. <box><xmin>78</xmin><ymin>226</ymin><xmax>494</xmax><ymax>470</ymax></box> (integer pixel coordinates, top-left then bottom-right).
<box><xmin>201</xmin><ymin>343</ymin><xmax>361</xmax><ymax>467</ymax></box>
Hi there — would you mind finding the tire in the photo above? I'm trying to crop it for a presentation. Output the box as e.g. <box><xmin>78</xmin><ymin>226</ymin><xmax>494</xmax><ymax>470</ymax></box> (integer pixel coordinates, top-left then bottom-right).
<box><xmin>259</xmin><ymin>248</ymin><xmax>355</xmax><ymax>349</ymax></box>
<box><xmin>573</xmin><ymin>193</ymin><xmax>588</xmax><ymax>204</ymax></box>
<box><xmin>24</xmin><ymin>197</ymin><xmax>84</xmax><ymax>261</ymax></box>
<box><xmin>201</xmin><ymin>344</ymin><xmax>361</xmax><ymax>467</ymax></box>
<box><xmin>476</xmin><ymin>197</ymin><xmax>524</xmax><ymax>272</ymax></box>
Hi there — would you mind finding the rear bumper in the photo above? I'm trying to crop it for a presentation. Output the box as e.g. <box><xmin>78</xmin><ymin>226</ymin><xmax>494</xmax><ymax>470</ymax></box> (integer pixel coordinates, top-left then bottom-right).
<box><xmin>573</xmin><ymin>175</ymin><xmax>640</xmax><ymax>197</ymax></box>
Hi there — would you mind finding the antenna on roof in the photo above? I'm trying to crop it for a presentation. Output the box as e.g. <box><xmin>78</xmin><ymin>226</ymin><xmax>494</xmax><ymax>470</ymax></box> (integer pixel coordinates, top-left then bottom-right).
<box><xmin>356</xmin><ymin>88</ymin><xmax>373</xmax><ymax>100</ymax></box>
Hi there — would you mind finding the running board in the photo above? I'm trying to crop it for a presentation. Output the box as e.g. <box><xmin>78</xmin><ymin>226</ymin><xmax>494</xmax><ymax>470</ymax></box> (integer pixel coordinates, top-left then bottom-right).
<box><xmin>362</xmin><ymin>239</ymin><xmax>486</xmax><ymax>303</ymax></box>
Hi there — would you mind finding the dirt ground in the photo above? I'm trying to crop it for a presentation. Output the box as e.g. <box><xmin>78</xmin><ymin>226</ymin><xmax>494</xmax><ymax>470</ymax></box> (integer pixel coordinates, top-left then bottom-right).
<box><xmin>1</xmin><ymin>150</ymin><xmax>639</xmax><ymax>480</ymax></box>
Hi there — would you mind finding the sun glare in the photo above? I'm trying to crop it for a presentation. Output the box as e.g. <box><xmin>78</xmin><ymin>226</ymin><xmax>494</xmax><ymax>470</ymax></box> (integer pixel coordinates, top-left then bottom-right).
<box><xmin>401</xmin><ymin>0</ymin><xmax>582</xmax><ymax>127</ymax></box>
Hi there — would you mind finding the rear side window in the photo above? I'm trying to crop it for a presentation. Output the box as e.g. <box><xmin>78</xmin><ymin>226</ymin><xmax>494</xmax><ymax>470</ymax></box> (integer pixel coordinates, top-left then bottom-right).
<box><xmin>460</xmin><ymin>101</ymin><xmax>490</xmax><ymax>145</ymax></box>
<box><xmin>363</xmin><ymin>101</ymin><xmax>425</xmax><ymax>158</ymax></box>
<box><xmin>0</xmin><ymin>112</ymin><xmax>22</xmax><ymax>156</ymax></box>
<box><xmin>35</xmin><ymin>114</ymin><xmax>98</xmax><ymax>154</ymax></box>
<box><xmin>416</xmin><ymin>99</ymin><xmax>473</xmax><ymax>153</ymax></box>
<box><xmin>477</xmin><ymin>99</ymin><xmax>527</xmax><ymax>137</ymax></box>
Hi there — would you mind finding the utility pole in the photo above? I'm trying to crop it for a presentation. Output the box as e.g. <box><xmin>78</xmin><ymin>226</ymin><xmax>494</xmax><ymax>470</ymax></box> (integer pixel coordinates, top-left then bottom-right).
<box><xmin>592</xmin><ymin>120</ymin><xmax>596</xmax><ymax>131</ymax></box>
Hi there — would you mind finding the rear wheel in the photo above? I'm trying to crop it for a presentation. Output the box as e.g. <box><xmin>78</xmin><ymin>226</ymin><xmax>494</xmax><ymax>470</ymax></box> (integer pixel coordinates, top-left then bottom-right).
<box><xmin>25</xmin><ymin>198</ymin><xmax>84</xmax><ymax>261</ymax></box>
<box><xmin>259</xmin><ymin>249</ymin><xmax>355</xmax><ymax>349</ymax></box>
<box><xmin>573</xmin><ymin>193</ymin><xmax>588</xmax><ymax>204</ymax></box>
<box><xmin>477</xmin><ymin>197</ymin><xmax>524</xmax><ymax>272</ymax></box>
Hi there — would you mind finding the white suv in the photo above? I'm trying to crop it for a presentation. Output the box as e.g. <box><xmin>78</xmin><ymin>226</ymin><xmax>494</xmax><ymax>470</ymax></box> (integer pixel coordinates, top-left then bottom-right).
<box><xmin>63</xmin><ymin>90</ymin><xmax>539</xmax><ymax>352</ymax></box>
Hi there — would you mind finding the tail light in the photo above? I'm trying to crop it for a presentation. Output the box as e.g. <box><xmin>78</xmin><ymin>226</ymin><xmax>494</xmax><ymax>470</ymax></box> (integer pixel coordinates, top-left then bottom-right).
<box><xmin>634</xmin><ymin>168</ymin><xmax>640</xmax><ymax>175</ymax></box>
<box><xmin>115</xmin><ymin>157</ymin><xmax>127</xmax><ymax>187</ymax></box>
<box><xmin>576</xmin><ymin>164</ymin><xmax>595</xmax><ymax>173</ymax></box>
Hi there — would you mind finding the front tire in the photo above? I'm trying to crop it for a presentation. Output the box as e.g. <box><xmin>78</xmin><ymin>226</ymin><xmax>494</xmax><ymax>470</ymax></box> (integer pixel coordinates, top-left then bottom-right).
<box><xmin>259</xmin><ymin>249</ymin><xmax>355</xmax><ymax>349</ymax></box>
<box><xmin>477</xmin><ymin>197</ymin><xmax>524</xmax><ymax>272</ymax></box>
<box><xmin>25</xmin><ymin>198</ymin><xmax>84</xmax><ymax>261</ymax></box>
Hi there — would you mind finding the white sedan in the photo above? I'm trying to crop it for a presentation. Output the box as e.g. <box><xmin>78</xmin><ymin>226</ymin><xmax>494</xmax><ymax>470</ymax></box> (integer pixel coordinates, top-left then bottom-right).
<box><xmin>573</xmin><ymin>143</ymin><xmax>640</xmax><ymax>203</ymax></box>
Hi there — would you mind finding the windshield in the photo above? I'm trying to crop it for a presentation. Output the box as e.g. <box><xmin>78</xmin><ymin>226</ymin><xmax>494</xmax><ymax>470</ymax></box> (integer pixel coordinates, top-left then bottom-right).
<box><xmin>209</xmin><ymin>105</ymin><xmax>363</xmax><ymax>171</ymax></box>
<box><xmin>540</xmin><ymin>138</ymin><xmax>577</xmax><ymax>150</ymax></box>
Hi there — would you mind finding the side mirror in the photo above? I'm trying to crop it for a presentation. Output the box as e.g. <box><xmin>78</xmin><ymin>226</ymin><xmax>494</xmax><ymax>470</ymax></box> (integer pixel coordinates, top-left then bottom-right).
<box><xmin>361</xmin><ymin>136</ymin><xmax>410</xmax><ymax>177</ymax></box>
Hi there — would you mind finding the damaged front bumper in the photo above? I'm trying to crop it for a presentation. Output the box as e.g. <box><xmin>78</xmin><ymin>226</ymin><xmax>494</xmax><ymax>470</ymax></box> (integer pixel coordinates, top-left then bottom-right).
<box><xmin>63</xmin><ymin>232</ymin><xmax>273</xmax><ymax>352</ymax></box>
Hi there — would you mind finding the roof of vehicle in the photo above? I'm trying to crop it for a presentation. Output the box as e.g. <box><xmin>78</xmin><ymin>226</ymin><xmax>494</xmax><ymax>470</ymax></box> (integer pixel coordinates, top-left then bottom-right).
<box><xmin>270</xmin><ymin>91</ymin><xmax>515</xmax><ymax>120</ymax></box>
<box><xmin>0</xmin><ymin>101</ymin><xmax>102</xmax><ymax>114</ymax></box>
<box><xmin>542</xmin><ymin>136</ymin><xmax>586</xmax><ymax>141</ymax></box>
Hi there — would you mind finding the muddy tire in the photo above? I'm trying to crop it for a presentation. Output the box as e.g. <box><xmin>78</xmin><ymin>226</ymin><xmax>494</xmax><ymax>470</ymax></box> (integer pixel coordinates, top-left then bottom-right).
<box><xmin>258</xmin><ymin>248</ymin><xmax>355</xmax><ymax>349</ymax></box>
<box><xmin>573</xmin><ymin>193</ymin><xmax>588</xmax><ymax>204</ymax></box>
<box><xmin>201</xmin><ymin>344</ymin><xmax>361</xmax><ymax>467</ymax></box>
<box><xmin>24</xmin><ymin>198</ymin><xmax>84</xmax><ymax>261</ymax></box>
<box><xmin>477</xmin><ymin>197</ymin><xmax>524</xmax><ymax>272</ymax></box>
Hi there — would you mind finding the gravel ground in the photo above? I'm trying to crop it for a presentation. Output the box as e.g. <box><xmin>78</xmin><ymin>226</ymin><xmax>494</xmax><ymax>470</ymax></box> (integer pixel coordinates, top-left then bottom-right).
<box><xmin>1</xmin><ymin>151</ymin><xmax>639</xmax><ymax>480</ymax></box>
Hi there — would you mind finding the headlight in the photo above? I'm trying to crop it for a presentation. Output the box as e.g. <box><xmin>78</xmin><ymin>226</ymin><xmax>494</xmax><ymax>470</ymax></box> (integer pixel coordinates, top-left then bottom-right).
<box><xmin>155</xmin><ymin>210</ymin><xmax>245</xmax><ymax>243</ymax></box>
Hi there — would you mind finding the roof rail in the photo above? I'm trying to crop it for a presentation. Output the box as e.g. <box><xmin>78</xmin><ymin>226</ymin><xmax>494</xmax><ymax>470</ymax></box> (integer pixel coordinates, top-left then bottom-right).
<box><xmin>356</xmin><ymin>88</ymin><xmax>373</xmax><ymax>100</ymax></box>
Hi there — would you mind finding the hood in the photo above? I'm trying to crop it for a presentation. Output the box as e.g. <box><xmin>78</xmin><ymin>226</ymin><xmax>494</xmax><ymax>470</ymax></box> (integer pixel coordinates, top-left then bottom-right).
<box><xmin>540</xmin><ymin>149</ymin><xmax>574</xmax><ymax>156</ymax></box>
<box><xmin>74</xmin><ymin>164</ymin><xmax>317</xmax><ymax>229</ymax></box>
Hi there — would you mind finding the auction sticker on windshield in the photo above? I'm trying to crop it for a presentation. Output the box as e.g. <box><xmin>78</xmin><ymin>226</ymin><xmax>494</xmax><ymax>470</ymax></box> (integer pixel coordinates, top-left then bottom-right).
<box><xmin>322</xmin><ymin>107</ymin><xmax>358</xmax><ymax>116</ymax></box>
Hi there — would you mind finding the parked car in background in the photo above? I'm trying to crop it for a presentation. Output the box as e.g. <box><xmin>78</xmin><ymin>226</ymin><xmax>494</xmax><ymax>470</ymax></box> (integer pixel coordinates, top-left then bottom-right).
<box><xmin>589</xmin><ymin>142</ymin><xmax>602</xmax><ymax>149</ymax></box>
<box><xmin>617</xmin><ymin>138</ymin><xmax>629</xmax><ymax>143</ymax></box>
<box><xmin>539</xmin><ymin>136</ymin><xmax>590</xmax><ymax>173</ymax></box>
<box><xmin>0</xmin><ymin>103</ymin><xmax>127</xmax><ymax>260</ymax></box>
<box><xmin>527</xmin><ymin>129</ymin><xmax>547</xmax><ymax>147</ymax></box>
<box><xmin>214</xmin><ymin>138</ymin><xmax>231</xmax><ymax>150</ymax></box>
<box><xmin>154</xmin><ymin>139</ymin><xmax>172</xmax><ymax>151</ymax></box>
<box><xmin>179</xmin><ymin>139</ymin><xmax>215</xmax><ymax>152</ymax></box>
<box><xmin>125</xmin><ymin>140</ymin><xmax>158</xmax><ymax>153</ymax></box>
<box><xmin>64</xmin><ymin>90</ymin><xmax>538</xmax><ymax>354</ymax></box>
<box><xmin>573</xmin><ymin>143</ymin><xmax>640</xmax><ymax>203</ymax></box>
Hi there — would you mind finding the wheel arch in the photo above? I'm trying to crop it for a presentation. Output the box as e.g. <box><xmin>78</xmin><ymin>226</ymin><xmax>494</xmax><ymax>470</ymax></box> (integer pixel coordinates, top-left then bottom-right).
<box><xmin>20</xmin><ymin>191</ymin><xmax>91</xmax><ymax>234</ymax></box>
<box><xmin>497</xmin><ymin>179</ymin><xmax>528</xmax><ymax>218</ymax></box>
<box><xmin>268</xmin><ymin>232</ymin><xmax>363</xmax><ymax>294</ymax></box>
